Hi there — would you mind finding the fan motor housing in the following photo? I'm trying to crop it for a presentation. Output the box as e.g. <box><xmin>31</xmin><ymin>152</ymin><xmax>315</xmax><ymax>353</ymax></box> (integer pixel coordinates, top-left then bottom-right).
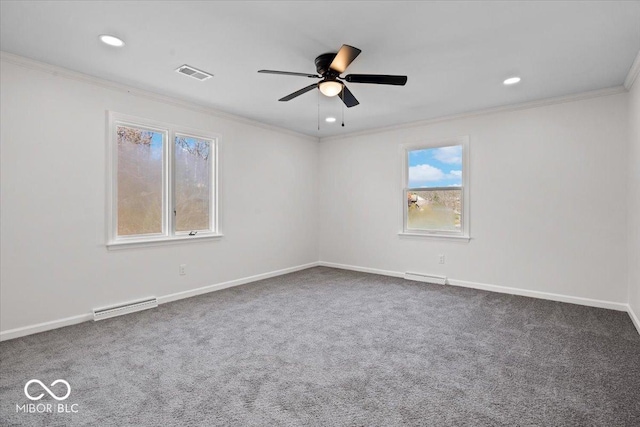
<box><xmin>315</xmin><ymin>53</ymin><xmax>337</xmax><ymax>76</ymax></box>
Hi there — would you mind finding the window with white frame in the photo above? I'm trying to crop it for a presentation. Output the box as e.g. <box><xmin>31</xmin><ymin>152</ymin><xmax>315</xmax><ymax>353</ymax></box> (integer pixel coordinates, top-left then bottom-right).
<box><xmin>402</xmin><ymin>136</ymin><xmax>469</xmax><ymax>239</ymax></box>
<box><xmin>107</xmin><ymin>112</ymin><xmax>219</xmax><ymax>247</ymax></box>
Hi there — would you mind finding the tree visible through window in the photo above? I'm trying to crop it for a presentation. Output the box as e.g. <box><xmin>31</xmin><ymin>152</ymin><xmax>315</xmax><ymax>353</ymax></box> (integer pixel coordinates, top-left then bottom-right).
<box><xmin>108</xmin><ymin>113</ymin><xmax>218</xmax><ymax>246</ymax></box>
<box><xmin>117</xmin><ymin>126</ymin><xmax>164</xmax><ymax>236</ymax></box>
<box><xmin>174</xmin><ymin>135</ymin><xmax>211</xmax><ymax>232</ymax></box>
<box><xmin>404</xmin><ymin>139</ymin><xmax>469</xmax><ymax>237</ymax></box>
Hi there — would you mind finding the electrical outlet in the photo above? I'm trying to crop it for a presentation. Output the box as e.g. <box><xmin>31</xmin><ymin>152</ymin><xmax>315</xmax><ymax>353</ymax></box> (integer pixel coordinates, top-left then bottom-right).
<box><xmin>439</xmin><ymin>255</ymin><xmax>445</xmax><ymax>264</ymax></box>
<box><xmin>179</xmin><ymin>264</ymin><xmax>186</xmax><ymax>275</ymax></box>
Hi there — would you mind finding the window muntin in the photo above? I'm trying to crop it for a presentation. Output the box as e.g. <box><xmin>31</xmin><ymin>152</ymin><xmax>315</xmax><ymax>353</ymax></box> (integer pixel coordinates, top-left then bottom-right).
<box><xmin>108</xmin><ymin>113</ymin><xmax>218</xmax><ymax>247</ymax></box>
<box><xmin>403</xmin><ymin>138</ymin><xmax>469</xmax><ymax>238</ymax></box>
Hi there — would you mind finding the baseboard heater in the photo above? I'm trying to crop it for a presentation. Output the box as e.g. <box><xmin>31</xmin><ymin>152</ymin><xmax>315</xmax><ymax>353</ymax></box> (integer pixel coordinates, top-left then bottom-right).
<box><xmin>93</xmin><ymin>297</ymin><xmax>158</xmax><ymax>321</ymax></box>
<box><xmin>404</xmin><ymin>272</ymin><xmax>447</xmax><ymax>285</ymax></box>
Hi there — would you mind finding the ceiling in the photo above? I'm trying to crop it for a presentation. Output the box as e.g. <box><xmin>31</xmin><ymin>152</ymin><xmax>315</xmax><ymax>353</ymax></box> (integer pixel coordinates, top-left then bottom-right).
<box><xmin>1</xmin><ymin>1</ymin><xmax>639</xmax><ymax>138</ymax></box>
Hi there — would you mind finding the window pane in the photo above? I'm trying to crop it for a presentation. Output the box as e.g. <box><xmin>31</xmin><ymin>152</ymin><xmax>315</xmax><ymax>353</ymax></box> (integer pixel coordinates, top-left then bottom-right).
<box><xmin>408</xmin><ymin>145</ymin><xmax>462</xmax><ymax>188</ymax></box>
<box><xmin>407</xmin><ymin>189</ymin><xmax>462</xmax><ymax>231</ymax></box>
<box><xmin>117</xmin><ymin>125</ymin><xmax>164</xmax><ymax>236</ymax></box>
<box><xmin>175</xmin><ymin>135</ymin><xmax>211</xmax><ymax>232</ymax></box>
<box><xmin>407</xmin><ymin>144</ymin><xmax>463</xmax><ymax>232</ymax></box>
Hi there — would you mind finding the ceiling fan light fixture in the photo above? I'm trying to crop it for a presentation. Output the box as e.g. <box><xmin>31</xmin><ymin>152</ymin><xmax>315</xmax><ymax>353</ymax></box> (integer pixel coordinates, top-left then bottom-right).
<box><xmin>319</xmin><ymin>80</ymin><xmax>343</xmax><ymax>97</ymax></box>
<box><xmin>261</xmin><ymin>44</ymin><xmax>406</xmax><ymax>108</ymax></box>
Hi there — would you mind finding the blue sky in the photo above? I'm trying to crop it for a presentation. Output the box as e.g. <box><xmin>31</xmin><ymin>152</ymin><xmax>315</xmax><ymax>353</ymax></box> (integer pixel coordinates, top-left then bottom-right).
<box><xmin>408</xmin><ymin>145</ymin><xmax>462</xmax><ymax>188</ymax></box>
<box><xmin>149</xmin><ymin>131</ymin><xmax>164</xmax><ymax>160</ymax></box>
<box><xmin>150</xmin><ymin>131</ymin><xmax>163</xmax><ymax>146</ymax></box>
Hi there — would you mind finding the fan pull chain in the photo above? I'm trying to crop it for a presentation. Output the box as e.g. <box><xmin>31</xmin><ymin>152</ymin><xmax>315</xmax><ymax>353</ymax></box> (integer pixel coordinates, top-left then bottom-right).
<box><xmin>342</xmin><ymin>91</ymin><xmax>345</xmax><ymax>127</ymax></box>
<box><xmin>317</xmin><ymin>88</ymin><xmax>320</xmax><ymax>131</ymax></box>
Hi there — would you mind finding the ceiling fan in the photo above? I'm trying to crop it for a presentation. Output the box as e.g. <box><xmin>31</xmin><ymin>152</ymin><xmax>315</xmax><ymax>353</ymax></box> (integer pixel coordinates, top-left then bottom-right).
<box><xmin>258</xmin><ymin>44</ymin><xmax>407</xmax><ymax>108</ymax></box>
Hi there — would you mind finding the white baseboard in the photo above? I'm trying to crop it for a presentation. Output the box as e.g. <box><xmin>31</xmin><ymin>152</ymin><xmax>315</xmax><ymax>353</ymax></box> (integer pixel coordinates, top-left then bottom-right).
<box><xmin>446</xmin><ymin>278</ymin><xmax>627</xmax><ymax>311</ymax></box>
<box><xmin>0</xmin><ymin>313</ymin><xmax>93</xmax><ymax>342</ymax></box>
<box><xmin>628</xmin><ymin>304</ymin><xmax>640</xmax><ymax>335</ymax></box>
<box><xmin>3</xmin><ymin>261</ymin><xmax>637</xmax><ymax>341</ymax></box>
<box><xmin>0</xmin><ymin>261</ymin><xmax>320</xmax><ymax>342</ymax></box>
<box><xmin>317</xmin><ymin>261</ymin><xmax>404</xmax><ymax>279</ymax></box>
<box><xmin>157</xmin><ymin>262</ymin><xmax>319</xmax><ymax>304</ymax></box>
<box><xmin>318</xmin><ymin>261</ymin><xmax>629</xmax><ymax>312</ymax></box>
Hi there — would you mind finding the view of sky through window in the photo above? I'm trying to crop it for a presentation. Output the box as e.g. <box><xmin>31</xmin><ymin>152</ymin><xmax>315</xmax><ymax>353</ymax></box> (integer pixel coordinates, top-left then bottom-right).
<box><xmin>408</xmin><ymin>145</ymin><xmax>462</xmax><ymax>188</ymax></box>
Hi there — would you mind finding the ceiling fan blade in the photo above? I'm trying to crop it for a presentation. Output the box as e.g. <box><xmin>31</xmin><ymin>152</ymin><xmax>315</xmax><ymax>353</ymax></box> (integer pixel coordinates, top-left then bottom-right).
<box><xmin>278</xmin><ymin>83</ymin><xmax>318</xmax><ymax>102</ymax></box>
<box><xmin>329</xmin><ymin>45</ymin><xmax>362</xmax><ymax>74</ymax></box>
<box><xmin>338</xmin><ymin>85</ymin><xmax>359</xmax><ymax>108</ymax></box>
<box><xmin>259</xmin><ymin>70</ymin><xmax>320</xmax><ymax>78</ymax></box>
<box><xmin>344</xmin><ymin>74</ymin><xmax>408</xmax><ymax>85</ymax></box>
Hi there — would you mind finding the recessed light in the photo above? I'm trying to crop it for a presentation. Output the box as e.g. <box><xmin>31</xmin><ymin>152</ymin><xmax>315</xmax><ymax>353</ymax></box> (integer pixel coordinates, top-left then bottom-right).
<box><xmin>325</xmin><ymin>117</ymin><xmax>337</xmax><ymax>123</ymax></box>
<box><xmin>503</xmin><ymin>77</ymin><xmax>521</xmax><ymax>85</ymax></box>
<box><xmin>99</xmin><ymin>34</ymin><xmax>125</xmax><ymax>47</ymax></box>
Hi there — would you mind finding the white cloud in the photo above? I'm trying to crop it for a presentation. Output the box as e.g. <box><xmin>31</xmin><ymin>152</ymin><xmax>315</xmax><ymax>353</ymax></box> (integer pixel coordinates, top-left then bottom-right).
<box><xmin>448</xmin><ymin>170</ymin><xmax>462</xmax><ymax>178</ymax></box>
<box><xmin>408</xmin><ymin>164</ymin><xmax>445</xmax><ymax>182</ymax></box>
<box><xmin>433</xmin><ymin>146</ymin><xmax>462</xmax><ymax>164</ymax></box>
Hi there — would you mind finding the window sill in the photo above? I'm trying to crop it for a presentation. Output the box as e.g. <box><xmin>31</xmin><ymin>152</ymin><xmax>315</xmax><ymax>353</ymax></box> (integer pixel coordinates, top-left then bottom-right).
<box><xmin>107</xmin><ymin>233</ymin><xmax>223</xmax><ymax>250</ymax></box>
<box><xmin>398</xmin><ymin>232</ymin><xmax>471</xmax><ymax>242</ymax></box>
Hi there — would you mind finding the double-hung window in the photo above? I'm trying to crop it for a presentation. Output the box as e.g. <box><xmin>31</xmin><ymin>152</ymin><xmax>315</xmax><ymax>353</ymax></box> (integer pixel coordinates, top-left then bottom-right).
<box><xmin>107</xmin><ymin>112</ymin><xmax>219</xmax><ymax>247</ymax></box>
<box><xmin>401</xmin><ymin>136</ymin><xmax>469</xmax><ymax>240</ymax></box>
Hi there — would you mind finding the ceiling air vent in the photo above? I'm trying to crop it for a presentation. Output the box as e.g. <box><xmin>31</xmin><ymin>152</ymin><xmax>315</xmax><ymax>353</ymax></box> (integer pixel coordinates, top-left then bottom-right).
<box><xmin>176</xmin><ymin>64</ymin><xmax>213</xmax><ymax>81</ymax></box>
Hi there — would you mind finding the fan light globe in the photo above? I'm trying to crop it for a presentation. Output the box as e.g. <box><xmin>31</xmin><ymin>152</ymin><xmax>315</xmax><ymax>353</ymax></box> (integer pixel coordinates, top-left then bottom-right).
<box><xmin>319</xmin><ymin>81</ymin><xmax>343</xmax><ymax>97</ymax></box>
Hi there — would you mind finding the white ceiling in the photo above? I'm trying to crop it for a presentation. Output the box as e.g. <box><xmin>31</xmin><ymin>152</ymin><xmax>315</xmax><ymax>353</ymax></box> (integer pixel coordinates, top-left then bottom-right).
<box><xmin>1</xmin><ymin>1</ymin><xmax>639</xmax><ymax>137</ymax></box>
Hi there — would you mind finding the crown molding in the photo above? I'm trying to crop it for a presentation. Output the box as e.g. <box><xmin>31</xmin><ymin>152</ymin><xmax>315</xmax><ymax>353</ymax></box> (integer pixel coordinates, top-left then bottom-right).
<box><xmin>1</xmin><ymin>50</ymin><xmax>631</xmax><ymax>144</ymax></box>
<box><xmin>0</xmin><ymin>51</ymin><xmax>319</xmax><ymax>143</ymax></box>
<box><xmin>624</xmin><ymin>49</ymin><xmax>640</xmax><ymax>90</ymax></box>
<box><xmin>320</xmin><ymin>85</ymin><xmax>627</xmax><ymax>143</ymax></box>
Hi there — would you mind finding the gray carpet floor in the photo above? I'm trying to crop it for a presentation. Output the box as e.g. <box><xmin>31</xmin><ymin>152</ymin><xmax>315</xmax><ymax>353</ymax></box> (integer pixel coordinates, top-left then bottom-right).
<box><xmin>1</xmin><ymin>267</ymin><xmax>639</xmax><ymax>426</ymax></box>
